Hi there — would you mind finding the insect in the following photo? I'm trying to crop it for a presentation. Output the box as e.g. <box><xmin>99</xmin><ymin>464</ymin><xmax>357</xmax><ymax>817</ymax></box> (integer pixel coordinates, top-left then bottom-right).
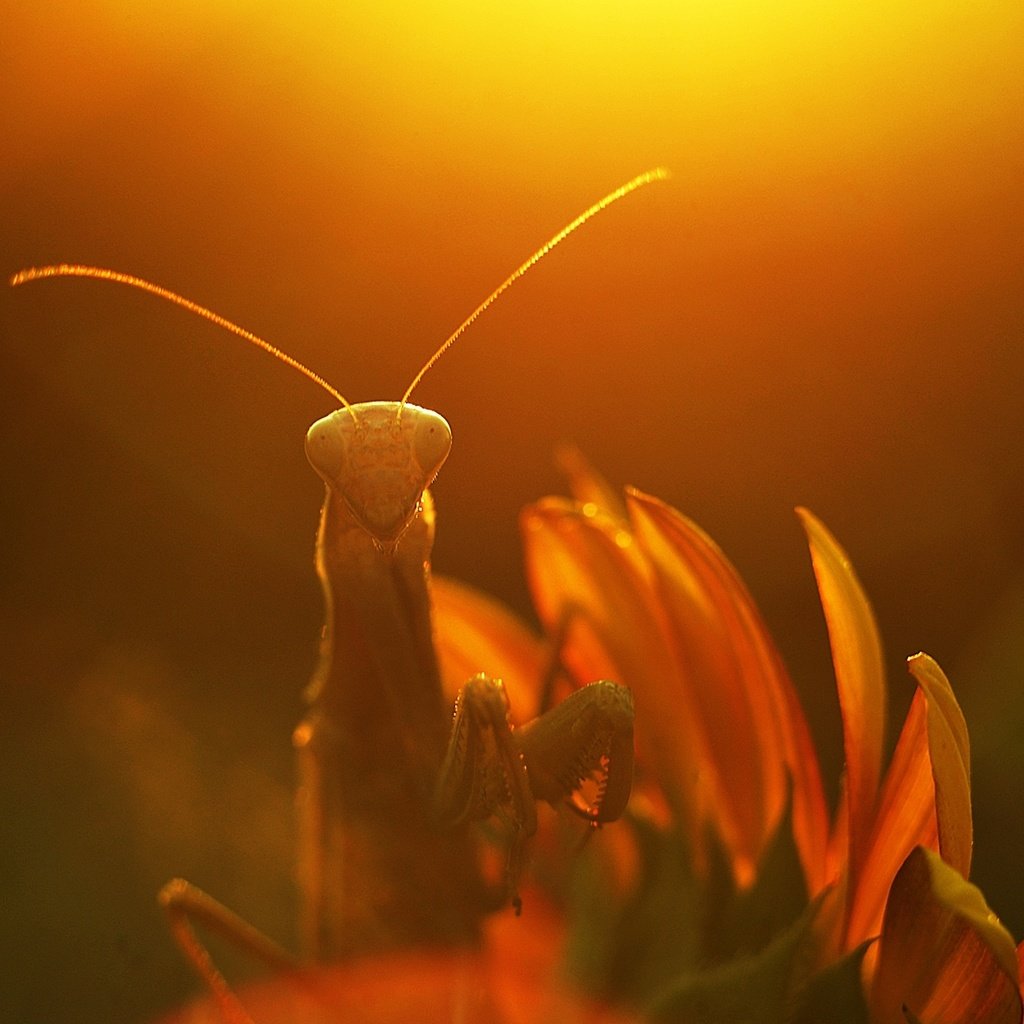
<box><xmin>11</xmin><ymin>169</ymin><xmax>665</xmax><ymax>1023</ymax></box>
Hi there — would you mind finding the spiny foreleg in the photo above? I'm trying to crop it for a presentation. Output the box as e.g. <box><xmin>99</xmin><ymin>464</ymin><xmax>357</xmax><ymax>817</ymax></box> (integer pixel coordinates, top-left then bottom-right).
<box><xmin>434</xmin><ymin>675</ymin><xmax>635</xmax><ymax>908</ymax></box>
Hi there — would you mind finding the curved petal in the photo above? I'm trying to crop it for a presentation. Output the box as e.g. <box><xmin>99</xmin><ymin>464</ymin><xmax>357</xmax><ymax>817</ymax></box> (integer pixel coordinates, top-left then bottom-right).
<box><xmin>627</xmin><ymin>490</ymin><xmax>828</xmax><ymax>890</ymax></box>
<box><xmin>870</xmin><ymin>847</ymin><xmax>1020</xmax><ymax>1024</ymax></box>
<box><xmin>556</xmin><ymin>444</ymin><xmax>628</xmax><ymax>524</ymax></box>
<box><xmin>846</xmin><ymin>690</ymin><xmax>936</xmax><ymax>947</ymax></box>
<box><xmin>431</xmin><ymin>575</ymin><xmax>546</xmax><ymax>722</ymax></box>
<box><xmin>797</xmin><ymin>509</ymin><xmax>886</xmax><ymax>887</ymax></box>
<box><xmin>845</xmin><ymin>654</ymin><xmax>973</xmax><ymax>949</ymax></box>
<box><xmin>908</xmin><ymin>653</ymin><xmax>972</xmax><ymax>878</ymax></box>
<box><xmin>521</xmin><ymin>497</ymin><xmax>707</xmax><ymax>846</ymax></box>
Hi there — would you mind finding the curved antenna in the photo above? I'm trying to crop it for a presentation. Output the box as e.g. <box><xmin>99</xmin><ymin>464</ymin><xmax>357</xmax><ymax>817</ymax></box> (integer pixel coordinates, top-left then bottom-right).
<box><xmin>10</xmin><ymin>264</ymin><xmax>355</xmax><ymax>415</ymax></box>
<box><xmin>399</xmin><ymin>167</ymin><xmax>670</xmax><ymax>409</ymax></box>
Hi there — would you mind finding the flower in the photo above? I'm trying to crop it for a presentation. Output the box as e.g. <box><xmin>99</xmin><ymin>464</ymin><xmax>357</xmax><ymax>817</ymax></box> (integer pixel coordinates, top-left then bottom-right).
<box><xmin>156</xmin><ymin>458</ymin><xmax>1021</xmax><ymax>1024</ymax></box>
<box><xmin>433</xmin><ymin>452</ymin><xmax>1022</xmax><ymax>1023</ymax></box>
<box><xmin>154</xmin><ymin>906</ymin><xmax>640</xmax><ymax>1024</ymax></box>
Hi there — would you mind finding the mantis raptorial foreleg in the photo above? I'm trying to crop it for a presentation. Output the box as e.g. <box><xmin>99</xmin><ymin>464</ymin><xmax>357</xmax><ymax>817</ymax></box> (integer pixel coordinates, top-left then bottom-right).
<box><xmin>434</xmin><ymin>674</ymin><xmax>538</xmax><ymax>909</ymax></box>
<box><xmin>516</xmin><ymin>680</ymin><xmax>636</xmax><ymax>825</ymax></box>
<box><xmin>10</xmin><ymin>168</ymin><xmax>666</xmax><ymax>1020</ymax></box>
<box><xmin>435</xmin><ymin>676</ymin><xmax>635</xmax><ymax>909</ymax></box>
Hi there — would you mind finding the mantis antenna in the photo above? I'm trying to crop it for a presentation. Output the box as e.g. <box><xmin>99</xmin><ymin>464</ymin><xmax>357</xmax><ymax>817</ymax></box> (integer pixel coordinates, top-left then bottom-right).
<box><xmin>399</xmin><ymin>167</ymin><xmax>670</xmax><ymax>410</ymax></box>
<box><xmin>8</xmin><ymin>264</ymin><xmax>354</xmax><ymax>414</ymax></box>
<box><xmin>10</xmin><ymin>167</ymin><xmax>669</xmax><ymax>421</ymax></box>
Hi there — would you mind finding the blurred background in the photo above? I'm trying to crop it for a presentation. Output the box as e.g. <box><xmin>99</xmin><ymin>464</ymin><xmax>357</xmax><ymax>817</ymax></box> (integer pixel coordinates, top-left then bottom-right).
<box><xmin>1</xmin><ymin>2</ymin><xmax>1022</xmax><ymax>1020</ymax></box>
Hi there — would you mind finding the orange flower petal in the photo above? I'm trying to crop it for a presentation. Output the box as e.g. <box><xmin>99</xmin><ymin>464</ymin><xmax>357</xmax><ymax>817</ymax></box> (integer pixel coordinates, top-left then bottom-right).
<box><xmin>870</xmin><ymin>847</ymin><xmax>1020</xmax><ymax>1024</ymax></box>
<box><xmin>627</xmin><ymin>490</ymin><xmax>828</xmax><ymax>889</ymax></box>
<box><xmin>1019</xmin><ymin>939</ymin><xmax>1024</xmax><ymax>1001</ymax></box>
<box><xmin>521</xmin><ymin>497</ymin><xmax>706</xmax><ymax>845</ymax></box>
<box><xmin>555</xmin><ymin>444</ymin><xmax>629</xmax><ymax>524</ymax></box>
<box><xmin>153</xmin><ymin>902</ymin><xmax>638</xmax><ymax>1023</ymax></box>
<box><xmin>846</xmin><ymin>690</ymin><xmax>936</xmax><ymax>947</ymax></box>
<box><xmin>797</xmin><ymin>509</ymin><xmax>885</xmax><ymax>885</ymax></box>
<box><xmin>155</xmin><ymin>957</ymin><xmax>507</xmax><ymax>1024</ymax></box>
<box><xmin>845</xmin><ymin>654</ymin><xmax>973</xmax><ymax>949</ymax></box>
<box><xmin>431</xmin><ymin>575</ymin><xmax>546</xmax><ymax>722</ymax></box>
<box><xmin>908</xmin><ymin>653</ymin><xmax>972</xmax><ymax>878</ymax></box>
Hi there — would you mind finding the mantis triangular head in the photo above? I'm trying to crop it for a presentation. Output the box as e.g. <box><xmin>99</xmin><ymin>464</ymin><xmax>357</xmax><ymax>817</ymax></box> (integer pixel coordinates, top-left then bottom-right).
<box><xmin>306</xmin><ymin>401</ymin><xmax>451</xmax><ymax>547</ymax></box>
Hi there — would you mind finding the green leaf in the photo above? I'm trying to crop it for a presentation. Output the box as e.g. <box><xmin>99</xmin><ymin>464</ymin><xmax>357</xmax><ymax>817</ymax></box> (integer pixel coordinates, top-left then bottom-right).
<box><xmin>644</xmin><ymin>899</ymin><xmax>818</xmax><ymax>1024</ymax></box>
<box><xmin>789</xmin><ymin>941</ymin><xmax>872</xmax><ymax>1024</ymax></box>
<box><xmin>563</xmin><ymin>814</ymin><xmax>705</xmax><ymax>1002</ymax></box>
<box><xmin>706</xmin><ymin>787</ymin><xmax>809</xmax><ymax>960</ymax></box>
<box><xmin>561</xmin><ymin>838</ymin><xmax>625</xmax><ymax>995</ymax></box>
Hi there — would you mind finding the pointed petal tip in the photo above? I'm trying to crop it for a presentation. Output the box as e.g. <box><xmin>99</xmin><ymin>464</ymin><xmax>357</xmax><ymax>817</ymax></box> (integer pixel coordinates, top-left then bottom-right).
<box><xmin>797</xmin><ymin>506</ymin><xmax>886</xmax><ymax>885</ymax></box>
<box><xmin>906</xmin><ymin>653</ymin><xmax>972</xmax><ymax>879</ymax></box>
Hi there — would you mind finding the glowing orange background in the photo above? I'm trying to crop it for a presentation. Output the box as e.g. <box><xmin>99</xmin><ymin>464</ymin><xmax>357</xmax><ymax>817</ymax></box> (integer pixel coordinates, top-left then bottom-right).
<box><xmin>2</xmin><ymin>3</ymin><xmax>1022</xmax><ymax>1021</ymax></box>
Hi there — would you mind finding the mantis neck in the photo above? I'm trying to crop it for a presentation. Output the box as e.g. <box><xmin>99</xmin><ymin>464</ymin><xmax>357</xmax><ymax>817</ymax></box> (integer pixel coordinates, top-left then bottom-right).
<box><xmin>309</xmin><ymin>486</ymin><xmax>448</xmax><ymax>769</ymax></box>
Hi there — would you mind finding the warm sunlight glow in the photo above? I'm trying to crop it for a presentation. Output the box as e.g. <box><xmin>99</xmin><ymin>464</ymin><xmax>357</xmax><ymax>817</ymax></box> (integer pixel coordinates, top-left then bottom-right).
<box><xmin>5</xmin><ymin>3</ymin><xmax>1022</xmax><ymax>1021</ymax></box>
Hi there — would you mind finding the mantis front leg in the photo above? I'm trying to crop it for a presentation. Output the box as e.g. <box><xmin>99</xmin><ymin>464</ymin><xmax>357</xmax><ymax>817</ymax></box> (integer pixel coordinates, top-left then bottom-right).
<box><xmin>435</xmin><ymin>675</ymin><xmax>635</xmax><ymax>908</ymax></box>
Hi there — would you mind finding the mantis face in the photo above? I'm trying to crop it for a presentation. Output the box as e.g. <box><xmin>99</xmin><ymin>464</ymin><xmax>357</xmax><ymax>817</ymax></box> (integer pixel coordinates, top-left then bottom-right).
<box><xmin>305</xmin><ymin>402</ymin><xmax>452</xmax><ymax>547</ymax></box>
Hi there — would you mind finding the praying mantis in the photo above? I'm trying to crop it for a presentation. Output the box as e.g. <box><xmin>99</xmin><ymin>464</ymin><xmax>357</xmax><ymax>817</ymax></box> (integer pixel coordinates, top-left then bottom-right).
<box><xmin>11</xmin><ymin>169</ymin><xmax>666</xmax><ymax>1022</ymax></box>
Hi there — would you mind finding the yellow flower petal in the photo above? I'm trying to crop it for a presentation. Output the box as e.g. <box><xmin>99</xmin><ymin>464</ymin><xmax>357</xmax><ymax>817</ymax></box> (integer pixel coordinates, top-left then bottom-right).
<box><xmin>627</xmin><ymin>490</ymin><xmax>829</xmax><ymax>890</ymax></box>
<box><xmin>797</xmin><ymin>509</ymin><xmax>886</xmax><ymax>885</ymax></box>
<box><xmin>870</xmin><ymin>847</ymin><xmax>1020</xmax><ymax>1024</ymax></box>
